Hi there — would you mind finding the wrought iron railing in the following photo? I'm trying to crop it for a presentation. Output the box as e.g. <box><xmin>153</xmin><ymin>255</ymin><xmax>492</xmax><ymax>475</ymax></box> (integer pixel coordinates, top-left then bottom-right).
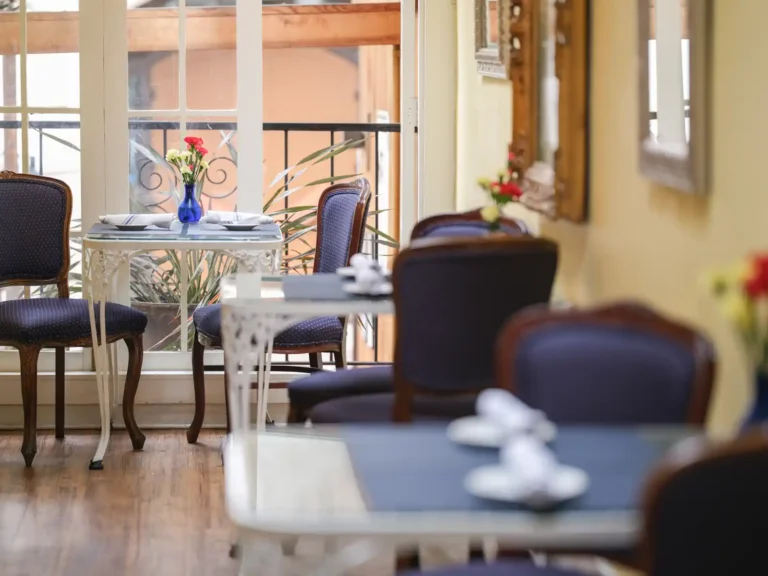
<box><xmin>0</xmin><ymin>119</ymin><xmax>399</xmax><ymax>365</ymax></box>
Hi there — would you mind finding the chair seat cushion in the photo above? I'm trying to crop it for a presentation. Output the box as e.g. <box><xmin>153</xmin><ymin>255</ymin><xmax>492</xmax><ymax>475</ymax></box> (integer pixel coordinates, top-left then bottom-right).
<box><xmin>288</xmin><ymin>366</ymin><xmax>393</xmax><ymax>410</ymax></box>
<box><xmin>310</xmin><ymin>392</ymin><xmax>477</xmax><ymax>424</ymax></box>
<box><xmin>400</xmin><ymin>561</ymin><xmax>580</xmax><ymax>576</ymax></box>
<box><xmin>0</xmin><ymin>299</ymin><xmax>147</xmax><ymax>345</ymax></box>
<box><xmin>193</xmin><ymin>304</ymin><xmax>343</xmax><ymax>350</ymax></box>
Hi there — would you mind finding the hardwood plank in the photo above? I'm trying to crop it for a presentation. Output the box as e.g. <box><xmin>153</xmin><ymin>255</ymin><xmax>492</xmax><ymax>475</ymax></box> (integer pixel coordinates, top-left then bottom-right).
<box><xmin>0</xmin><ymin>431</ymin><xmax>234</xmax><ymax>575</ymax></box>
<box><xmin>0</xmin><ymin>3</ymin><xmax>401</xmax><ymax>56</ymax></box>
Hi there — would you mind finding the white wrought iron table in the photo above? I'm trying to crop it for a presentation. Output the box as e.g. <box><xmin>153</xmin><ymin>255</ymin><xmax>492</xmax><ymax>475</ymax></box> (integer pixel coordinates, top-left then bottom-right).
<box><xmin>82</xmin><ymin>221</ymin><xmax>282</xmax><ymax>469</ymax></box>
<box><xmin>222</xmin><ymin>425</ymin><xmax>698</xmax><ymax>576</ymax></box>
<box><xmin>217</xmin><ymin>275</ymin><xmax>690</xmax><ymax>576</ymax></box>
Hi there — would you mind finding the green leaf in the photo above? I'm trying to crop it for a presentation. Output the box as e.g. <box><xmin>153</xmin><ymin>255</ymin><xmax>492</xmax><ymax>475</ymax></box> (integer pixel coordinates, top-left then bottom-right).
<box><xmin>275</xmin><ymin>174</ymin><xmax>361</xmax><ymax>202</ymax></box>
<box><xmin>366</xmin><ymin>225</ymin><xmax>398</xmax><ymax>247</ymax></box>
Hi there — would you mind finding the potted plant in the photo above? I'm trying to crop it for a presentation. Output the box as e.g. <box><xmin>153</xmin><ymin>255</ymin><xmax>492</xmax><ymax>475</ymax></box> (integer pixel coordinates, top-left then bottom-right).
<box><xmin>477</xmin><ymin>152</ymin><xmax>524</xmax><ymax>231</ymax></box>
<box><xmin>707</xmin><ymin>255</ymin><xmax>768</xmax><ymax>427</ymax></box>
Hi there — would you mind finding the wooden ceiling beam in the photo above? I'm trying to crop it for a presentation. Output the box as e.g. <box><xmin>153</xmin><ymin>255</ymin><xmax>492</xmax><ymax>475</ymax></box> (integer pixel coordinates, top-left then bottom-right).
<box><xmin>0</xmin><ymin>3</ymin><xmax>401</xmax><ymax>55</ymax></box>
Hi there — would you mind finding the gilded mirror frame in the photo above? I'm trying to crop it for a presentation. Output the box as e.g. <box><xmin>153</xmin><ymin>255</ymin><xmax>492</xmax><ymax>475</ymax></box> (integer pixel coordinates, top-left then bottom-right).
<box><xmin>638</xmin><ymin>0</ymin><xmax>710</xmax><ymax>193</ymax></box>
<box><xmin>500</xmin><ymin>0</ymin><xmax>589</xmax><ymax>222</ymax></box>
<box><xmin>476</xmin><ymin>0</ymin><xmax>506</xmax><ymax>79</ymax></box>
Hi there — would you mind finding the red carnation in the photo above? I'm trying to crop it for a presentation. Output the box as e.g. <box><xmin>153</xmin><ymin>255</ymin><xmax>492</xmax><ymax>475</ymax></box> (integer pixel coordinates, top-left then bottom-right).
<box><xmin>197</xmin><ymin>147</ymin><xmax>208</xmax><ymax>156</ymax></box>
<box><xmin>746</xmin><ymin>256</ymin><xmax>768</xmax><ymax>298</ymax></box>
<box><xmin>184</xmin><ymin>136</ymin><xmax>204</xmax><ymax>148</ymax></box>
<box><xmin>508</xmin><ymin>152</ymin><xmax>516</xmax><ymax>162</ymax></box>
<box><xmin>498</xmin><ymin>182</ymin><xmax>523</xmax><ymax>198</ymax></box>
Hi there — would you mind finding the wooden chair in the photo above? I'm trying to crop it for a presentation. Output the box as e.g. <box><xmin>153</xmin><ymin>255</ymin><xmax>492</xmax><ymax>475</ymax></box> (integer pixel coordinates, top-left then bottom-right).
<box><xmin>639</xmin><ymin>428</ymin><xmax>768</xmax><ymax>576</ymax></box>
<box><xmin>496</xmin><ymin>301</ymin><xmax>716</xmax><ymax>425</ymax></box>
<box><xmin>0</xmin><ymin>171</ymin><xmax>148</xmax><ymax>466</ymax></box>
<box><xmin>306</xmin><ymin>235</ymin><xmax>559</xmax><ymax>423</ymax></box>
<box><xmin>186</xmin><ymin>178</ymin><xmax>371</xmax><ymax>442</ymax></box>
<box><xmin>493</xmin><ymin>301</ymin><xmax>716</xmax><ymax>567</ymax></box>
<box><xmin>286</xmin><ymin>208</ymin><xmax>531</xmax><ymax>423</ymax></box>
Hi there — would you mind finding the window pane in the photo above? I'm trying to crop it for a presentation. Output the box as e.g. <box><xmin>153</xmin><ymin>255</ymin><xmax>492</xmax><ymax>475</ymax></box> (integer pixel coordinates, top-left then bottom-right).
<box><xmin>128</xmin><ymin>5</ymin><xmax>179</xmax><ymax>110</ymax></box>
<box><xmin>0</xmin><ymin>112</ymin><xmax>20</xmax><ymax>172</ymax></box>
<box><xmin>130</xmin><ymin>117</ymin><xmax>180</xmax><ymax>214</ymax></box>
<box><xmin>0</xmin><ymin>6</ymin><xmax>20</xmax><ymax>108</ymax></box>
<box><xmin>186</xmin><ymin>8</ymin><xmax>235</xmax><ymax>110</ymax></box>
<box><xmin>28</xmin><ymin>113</ymin><xmax>82</xmax><ymax>299</ymax></box>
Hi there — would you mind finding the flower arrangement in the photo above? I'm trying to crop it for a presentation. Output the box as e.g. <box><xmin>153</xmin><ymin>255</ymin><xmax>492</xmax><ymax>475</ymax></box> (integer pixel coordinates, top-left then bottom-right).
<box><xmin>165</xmin><ymin>136</ymin><xmax>209</xmax><ymax>185</ymax></box>
<box><xmin>708</xmin><ymin>255</ymin><xmax>768</xmax><ymax>425</ymax></box>
<box><xmin>477</xmin><ymin>152</ymin><xmax>524</xmax><ymax>230</ymax></box>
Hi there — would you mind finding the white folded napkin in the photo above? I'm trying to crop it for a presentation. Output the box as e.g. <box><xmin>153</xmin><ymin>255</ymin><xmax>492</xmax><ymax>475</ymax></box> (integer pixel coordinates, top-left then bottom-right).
<box><xmin>99</xmin><ymin>214</ymin><xmax>175</xmax><ymax>229</ymax></box>
<box><xmin>476</xmin><ymin>389</ymin><xmax>546</xmax><ymax>435</ymax></box>
<box><xmin>202</xmin><ymin>211</ymin><xmax>274</xmax><ymax>226</ymax></box>
<box><xmin>349</xmin><ymin>253</ymin><xmax>387</xmax><ymax>291</ymax></box>
<box><xmin>501</xmin><ymin>435</ymin><xmax>559</xmax><ymax>507</ymax></box>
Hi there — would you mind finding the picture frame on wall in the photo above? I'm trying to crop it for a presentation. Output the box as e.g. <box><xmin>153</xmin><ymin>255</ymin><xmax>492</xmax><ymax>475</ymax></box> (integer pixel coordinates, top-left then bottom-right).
<box><xmin>475</xmin><ymin>0</ymin><xmax>506</xmax><ymax>78</ymax></box>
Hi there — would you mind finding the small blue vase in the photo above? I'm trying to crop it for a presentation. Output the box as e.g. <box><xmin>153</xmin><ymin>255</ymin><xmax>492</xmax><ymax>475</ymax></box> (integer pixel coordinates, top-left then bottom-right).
<box><xmin>743</xmin><ymin>371</ymin><xmax>768</xmax><ymax>429</ymax></box>
<box><xmin>178</xmin><ymin>182</ymin><xmax>202</xmax><ymax>223</ymax></box>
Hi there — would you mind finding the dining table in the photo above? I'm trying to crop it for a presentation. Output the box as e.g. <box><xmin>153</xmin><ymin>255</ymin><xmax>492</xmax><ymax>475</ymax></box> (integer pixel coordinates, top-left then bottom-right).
<box><xmin>82</xmin><ymin>220</ymin><xmax>283</xmax><ymax>469</ymax></box>
<box><xmin>223</xmin><ymin>423</ymin><xmax>701</xmax><ymax>576</ymax></box>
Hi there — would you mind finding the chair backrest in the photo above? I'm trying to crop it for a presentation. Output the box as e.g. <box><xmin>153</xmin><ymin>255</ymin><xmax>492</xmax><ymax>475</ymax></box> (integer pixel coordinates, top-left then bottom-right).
<box><xmin>411</xmin><ymin>209</ymin><xmax>529</xmax><ymax>241</ymax></box>
<box><xmin>313</xmin><ymin>178</ymin><xmax>372</xmax><ymax>274</ymax></box>
<box><xmin>496</xmin><ymin>302</ymin><xmax>716</xmax><ymax>425</ymax></box>
<box><xmin>392</xmin><ymin>236</ymin><xmax>558</xmax><ymax>421</ymax></box>
<box><xmin>640</xmin><ymin>429</ymin><xmax>768</xmax><ymax>576</ymax></box>
<box><xmin>0</xmin><ymin>171</ymin><xmax>72</xmax><ymax>296</ymax></box>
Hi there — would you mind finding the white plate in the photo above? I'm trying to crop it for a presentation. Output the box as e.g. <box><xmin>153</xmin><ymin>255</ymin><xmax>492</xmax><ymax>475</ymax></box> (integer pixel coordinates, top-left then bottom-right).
<box><xmin>465</xmin><ymin>464</ymin><xmax>589</xmax><ymax>508</ymax></box>
<box><xmin>447</xmin><ymin>416</ymin><xmax>557</xmax><ymax>447</ymax></box>
<box><xmin>342</xmin><ymin>282</ymin><xmax>393</xmax><ymax>296</ymax></box>
<box><xmin>337</xmin><ymin>266</ymin><xmax>390</xmax><ymax>278</ymax></box>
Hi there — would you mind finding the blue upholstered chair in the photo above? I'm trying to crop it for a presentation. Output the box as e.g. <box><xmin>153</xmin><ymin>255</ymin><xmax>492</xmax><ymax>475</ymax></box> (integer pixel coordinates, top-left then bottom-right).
<box><xmin>496</xmin><ymin>302</ymin><xmax>716</xmax><ymax>425</ymax></box>
<box><xmin>307</xmin><ymin>235</ymin><xmax>558</xmax><ymax>423</ymax></box>
<box><xmin>491</xmin><ymin>302</ymin><xmax>715</xmax><ymax>568</ymax></box>
<box><xmin>639</xmin><ymin>427</ymin><xmax>768</xmax><ymax>576</ymax></box>
<box><xmin>0</xmin><ymin>171</ymin><xmax>148</xmax><ymax>467</ymax></box>
<box><xmin>287</xmin><ymin>209</ymin><xmax>530</xmax><ymax>423</ymax></box>
<box><xmin>186</xmin><ymin>178</ymin><xmax>372</xmax><ymax>442</ymax></box>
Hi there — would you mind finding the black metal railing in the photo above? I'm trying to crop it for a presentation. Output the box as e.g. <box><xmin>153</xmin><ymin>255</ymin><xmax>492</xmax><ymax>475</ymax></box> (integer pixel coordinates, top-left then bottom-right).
<box><xmin>0</xmin><ymin>119</ymin><xmax>399</xmax><ymax>365</ymax></box>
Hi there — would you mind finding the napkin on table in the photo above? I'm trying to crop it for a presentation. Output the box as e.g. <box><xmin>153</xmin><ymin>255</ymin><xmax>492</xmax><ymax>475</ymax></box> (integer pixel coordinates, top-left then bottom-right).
<box><xmin>348</xmin><ymin>253</ymin><xmax>388</xmax><ymax>291</ymax></box>
<box><xmin>475</xmin><ymin>388</ymin><xmax>546</xmax><ymax>435</ymax></box>
<box><xmin>501</xmin><ymin>435</ymin><xmax>560</xmax><ymax>507</ymax></box>
<box><xmin>99</xmin><ymin>214</ymin><xmax>175</xmax><ymax>229</ymax></box>
<box><xmin>202</xmin><ymin>211</ymin><xmax>274</xmax><ymax>226</ymax></box>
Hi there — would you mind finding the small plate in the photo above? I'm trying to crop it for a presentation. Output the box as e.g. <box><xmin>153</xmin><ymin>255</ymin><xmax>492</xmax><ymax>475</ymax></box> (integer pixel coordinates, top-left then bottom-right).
<box><xmin>115</xmin><ymin>224</ymin><xmax>148</xmax><ymax>231</ymax></box>
<box><xmin>447</xmin><ymin>416</ymin><xmax>557</xmax><ymax>447</ymax></box>
<box><xmin>465</xmin><ymin>464</ymin><xmax>588</xmax><ymax>508</ymax></box>
<box><xmin>342</xmin><ymin>282</ymin><xmax>393</xmax><ymax>296</ymax></box>
<box><xmin>221</xmin><ymin>223</ymin><xmax>259</xmax><ymax>231</ymax></box>
<box><xmin>337</xmin><ymin>266</ymin><xmax>391</xmax><ymax>279</ymax></box>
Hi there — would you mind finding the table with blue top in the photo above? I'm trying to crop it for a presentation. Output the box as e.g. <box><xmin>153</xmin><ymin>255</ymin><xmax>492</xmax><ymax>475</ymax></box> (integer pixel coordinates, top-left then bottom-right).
<box><xmin>223</xmin><ymin>423</ymin><xmax>700</xmax><ymax>575</ymax></box>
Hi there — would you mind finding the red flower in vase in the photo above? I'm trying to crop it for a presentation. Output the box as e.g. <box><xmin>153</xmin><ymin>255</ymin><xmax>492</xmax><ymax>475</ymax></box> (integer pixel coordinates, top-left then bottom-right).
<box><xmin>498</xmin><ymin>182</ymin><xmax>523</xmax><ymax>199</ymax></box>
<box><xmin>197</xmin><ymin>147</ymin><xmax>209</xmax><ymax>157</ymax></box>
<box><xmin>746</xmin><ymin>256</ymin><xmax>768</xmax><ymax>298</ymax></box>
<box><xmin>184</xmin><ymin>136</ymin><xmax>204</xmax><ymax>148</ymax></box>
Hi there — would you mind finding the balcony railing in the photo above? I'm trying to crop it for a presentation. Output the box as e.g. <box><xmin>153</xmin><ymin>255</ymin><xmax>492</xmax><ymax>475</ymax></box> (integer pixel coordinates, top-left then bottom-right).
<box><xmin>0</xmin><ymin>118</ymin><xmax>399</xmax><ymax>365</ymax></box>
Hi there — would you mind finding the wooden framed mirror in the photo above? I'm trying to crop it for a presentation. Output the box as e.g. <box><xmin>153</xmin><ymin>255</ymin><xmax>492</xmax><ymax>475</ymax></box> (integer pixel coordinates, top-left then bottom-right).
<box><xmin>638</xmin><ymin>0</ymin><xmax>710</xmax><ymax>193</ymax></box>
<box><xmin>500</xmin><ymin>0</ymin><xmax>589</xmax><ymax>222</ymax></box>
<box><xmin>475</xmin><ymin>0</ymin><xmax>506</xmax><ymax>78</ymax></box>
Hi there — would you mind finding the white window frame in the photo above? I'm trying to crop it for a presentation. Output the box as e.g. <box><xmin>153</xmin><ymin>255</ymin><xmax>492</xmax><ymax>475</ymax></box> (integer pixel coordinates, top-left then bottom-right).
<box><xmin>0</xmin><ymin>0</ymin><xmax>420</xmax><ymax>374</ymax></box>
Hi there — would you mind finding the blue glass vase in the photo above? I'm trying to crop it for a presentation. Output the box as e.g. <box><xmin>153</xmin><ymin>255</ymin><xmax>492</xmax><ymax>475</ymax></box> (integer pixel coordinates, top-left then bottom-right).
<box><xmin>178</xmin><ymin>182</ymin><xmax>202</xmax><ymax>223</ymax></box>
<box><xmin>743</xmin><ymin>371</ymin><xmax>768</xmax><ymax>429</ymax></box>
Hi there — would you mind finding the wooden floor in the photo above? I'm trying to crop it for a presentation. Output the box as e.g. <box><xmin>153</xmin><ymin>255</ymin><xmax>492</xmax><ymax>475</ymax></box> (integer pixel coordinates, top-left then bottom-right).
<box><xmin>0</xmin><ymin>430</ymin><xmax>236</xmax><ymax>576</ymax></box>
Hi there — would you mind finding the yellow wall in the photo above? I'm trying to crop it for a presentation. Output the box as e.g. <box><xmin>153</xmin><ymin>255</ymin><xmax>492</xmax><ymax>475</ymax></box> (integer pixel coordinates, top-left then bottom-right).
<box><xmin>457</xmin><ymin>0</ymin><xmax>768</xmax><ymax>434</ymax></box>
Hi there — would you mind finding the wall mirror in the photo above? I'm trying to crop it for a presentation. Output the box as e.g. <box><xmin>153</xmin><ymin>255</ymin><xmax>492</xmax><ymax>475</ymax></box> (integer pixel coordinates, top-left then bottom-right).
<box><xmin>501</xmin><ymin>0</ymin><xmax>589</xmax><ymax>222</ymax></box>
<box><xmin>638</xmin><ymin>0</ymin><xmax>710</xmax><ymax>193</ymax></box>
<box><xmin>476</xmin><ymin>0</ymin><xmax>506</xmax><ymax>78</ymax></box>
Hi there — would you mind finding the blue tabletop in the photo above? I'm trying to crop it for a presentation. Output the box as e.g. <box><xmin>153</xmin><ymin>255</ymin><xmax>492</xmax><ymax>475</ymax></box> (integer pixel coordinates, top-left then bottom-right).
<box><xmin>342</xmin><ymin>425</ymin><xmax>697</xmax><ymax>513</ymax></box>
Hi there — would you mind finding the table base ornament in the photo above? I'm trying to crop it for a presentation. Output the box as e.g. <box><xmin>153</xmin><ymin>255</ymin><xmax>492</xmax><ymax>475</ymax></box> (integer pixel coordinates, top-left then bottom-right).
<box><xmin>83</xmin><ymin>238</ymin><xmax>279</xmax><ymax>469</ymax></box>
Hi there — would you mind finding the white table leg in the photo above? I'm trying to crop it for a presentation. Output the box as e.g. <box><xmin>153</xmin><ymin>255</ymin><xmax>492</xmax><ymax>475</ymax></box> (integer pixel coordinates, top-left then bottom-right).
<box><xmin>86</xmin><ymin>249</ymin><xmax>112</xmax><ymax>470</ymax></box>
